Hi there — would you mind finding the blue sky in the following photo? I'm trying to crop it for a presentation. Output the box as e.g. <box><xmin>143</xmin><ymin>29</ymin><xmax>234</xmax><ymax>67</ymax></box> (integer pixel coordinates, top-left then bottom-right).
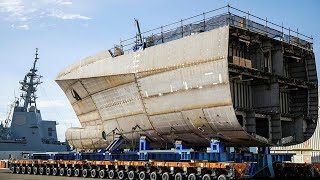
<box><xmin>0</xmin><ymin>0</ymin><xmax>319</xmax><ymax>141</ymax></box>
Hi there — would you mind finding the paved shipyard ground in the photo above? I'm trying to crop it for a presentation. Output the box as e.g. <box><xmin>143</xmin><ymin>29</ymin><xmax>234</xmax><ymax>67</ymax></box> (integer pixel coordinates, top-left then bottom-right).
<box><xmin>0</xmin><ymin>169</ymin><xmax>92</xmax><ymax>180</ymax></box>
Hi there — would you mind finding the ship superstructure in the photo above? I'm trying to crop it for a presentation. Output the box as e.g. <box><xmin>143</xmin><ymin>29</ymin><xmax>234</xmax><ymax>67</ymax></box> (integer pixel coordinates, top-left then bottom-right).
<box><xmin>0</xmin><ymin>49</ymin><xmax>67</xmax><ymax>159</ymax></box>
<box><xmin>56</xmin><ymin>5</ymin><xmax>318</xmax><ymax>150</ymax></box>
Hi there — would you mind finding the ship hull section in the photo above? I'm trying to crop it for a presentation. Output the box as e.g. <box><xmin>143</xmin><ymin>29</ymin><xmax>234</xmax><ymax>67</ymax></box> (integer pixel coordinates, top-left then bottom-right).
<box><xmin>57</xmin><ymin>26</ymin><xmax>270</xmax><ymax>149</ymax></box>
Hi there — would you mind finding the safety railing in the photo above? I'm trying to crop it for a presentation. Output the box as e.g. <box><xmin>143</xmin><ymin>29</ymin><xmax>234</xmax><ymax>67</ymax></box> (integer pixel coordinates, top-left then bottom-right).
<box><xmin>108</xmin><ymin>5</ymin><xmax>313</xmax><ymax>57</ymax></box>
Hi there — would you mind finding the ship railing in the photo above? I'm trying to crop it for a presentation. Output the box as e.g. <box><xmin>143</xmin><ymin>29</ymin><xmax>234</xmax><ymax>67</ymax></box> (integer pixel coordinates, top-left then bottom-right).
<box><xmin>108</xmin><ymin>5</ymin><xmax>313</xmax><ymax>57</ymax></box>
<box><xmin>228</xmin><ymin>6</ymin><xmax>313</xmax><ymax>50</ymax></box>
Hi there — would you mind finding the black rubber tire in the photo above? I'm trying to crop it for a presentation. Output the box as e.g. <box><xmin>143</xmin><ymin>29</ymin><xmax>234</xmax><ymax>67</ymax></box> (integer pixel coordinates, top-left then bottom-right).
<box><xmin>21</xmin><ymin>166</ymin><xmax>26</xmax><ymax>174</ymax></box>
<box><xmin>39</xmin><ymin>167</ymin><xmax>45</xmax><ymax>175</ymax></box>
<box><xmin>10</xmin><ymin>166</ymin><xmax>15</xmax><ymax>174</ymax></box>
<box><xmin>217</xmin><ymin>174</ymin><xmax>226</xmax><ymax>180</ymax></box>
<box><xmin>202</xmin><ymin>174</ymin><xmax>211</xmax><ymax>180</ymax></box>
<box><xmin>188</xmin><ymin>173</ymin><xmax>196</xmax><ymax>180</ymax></box>
<box><xmin>74</xmin><ymin>168</ymin><xmax>80</xmax><ymax>177</ymax></box>
<box><xmin>52</xmin><ymin>168</ymin><xmax>58</xmax><ymax>176</ymax></box>
<box><xmin>175</xmin><ymin>173</ymin><xmax>183</xmax><ymax>180</ymax></box>
<box><xmin>33</xmin><ymin>167</ymin><xmax>38</xmax><ymax>175</ymax></box>
<box><xmin>59</xmin><ymin>168</ymin><xmax>66</xmax><ymax>176</ymax></box>
<box><xmin>128</xmin><ymin>170</ymin><xmax>135</xmax><ymax>180</ymax></box>
<box><xmin>91</xmin><ymin>169</ymin><xmax>97</xmax><ymax>178</ymax></box>
<box><xmin>15</xmin><ymin>166</ymin><xmax>21</xmax><ymax>174</ymax></box>
<box><xmin>66</xmin><ymin>168</ymin><xmax>73</xmax><ymax>177</ymax></box>
<box><xmin>162</xmin><ymin>172</ymin><xmax>170</xmax><ymax>180</ymax></box>
<box><xmin>27</xmin><ymin>166</ymin><xmax>32</xmax><ymax>174</ymax></box>
<box><xmin>150</xmin><ymin>172</ymin><xmax>158</xmax><ymax>180</ymax></box>
<box><xmin>82</xmin><ymin>168</ymin><xmax>89</xmax><ymax>178</ymax></box>
<box><xmin>139</xmin><ymin>171</ymin><xmax>146</xmax><ymax>180</ymax></box>
<box><xmin>118</xmin><ymin>170</ymin><xmax>126</xmax><ymax>180</ymax></box>
<box><xmin>109</xmin><ymin>169</ymin><xmax>115</xmax><ymax>179</ymax></box>
<box><xmin>99</xmin><ymin>170</ymin><xmax>106</xmax><ymax>179</ymax></box>
<box><xmin>46</xmin><ymin>167</ymin><xmax>51</xmax><ymax>175</ymax></box>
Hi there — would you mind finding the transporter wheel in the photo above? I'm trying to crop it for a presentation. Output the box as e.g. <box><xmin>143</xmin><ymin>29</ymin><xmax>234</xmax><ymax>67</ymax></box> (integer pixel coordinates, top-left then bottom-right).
<box><xmin>74</xmin><ymin>168</ymin><xmax>80</xmax><ymax>177</ymax></box>
<box><xmin>99</xmin><ymin>169</ymin><xmax>106</xmax><ymax>179</ymax></box>
<box><xmin>217</xmin><ymin>174</ymin><xmax>227</xmax><ymax>180</ymax></box>
<box><xmin>15</xmin><ymin>166</ymin><xmax>21</xmax><ymax>174</ymax></box>
<box><xmin>21</xmin><ymin>166</ymin><xmax>26</xmax><ymax>174</ymax></box>
<box><xmin>10</xmin><ymin>165</ymin><xmax>15</xmax><ymax>173</ymax></box>
<box><xmin>128</xmin><ymin>170</ymin><xmax>135</xmax><ymax>180</ymax></box>
<box><xmin>91</xmin><ymin>169</ymin><xmax>97</xmax><ymax>178</ymax></box>
<box><xmin>27</xmin><ymin>166</ymin><xmax>32</xmax><ymax>174</ymax></box>
<box><xmin>52</xmin><ymin>168</ymin><xmax>58</xmax><ymax>176</ymax></box>
<box><xmin>39</xmin><ymin>167</ymin><xmax>45</xmax><ymax>175</ymax></box>
<box><xmin>162</xmin><ymin>172</ymin><xmax>170</xmax><ymax>180</ymax></box>
<box><xmin>150</xmin><ymin>171</ymin><xmax>158</xmax><ymax>180</ymax></box>
<box><xmin>188</xmin><ymin>173</ymin><xmax>196</xmax><ymax>180</ymax></box>
<box><xmin>139</xmin><ymin>171</ymin><xmax>146</xmax><ymax>180</ymax></box>
<box><xmin>118</xmin><ymin>170</ymin><xmax>126</xmax><ymax>180</ymax></box>
<box><xmin>303</xmin><ymin>167</ymin><xmax>313</xmax><ymax>180</ymax></box>
<box><xmin>46</xmin><ymin>167</ymin><xmax>51</xmax><ymax>175</ymax></box>
<box><xmin>66</xmin><ymin>168</ymin><xmax>73</xmax><ymax>177</ymax></box>
<box><xmin>82</xmin><ymin>168</ymin><xmax>89</xmax><ymax>178</ymax></box>
<box><xmin>108</xmin><ymin>169</ymin><xmax>115</xmax><ymax>179</ymax></box>
<box><xmin>175</xmin><ymin>172</ymin><xmax>183</xmax><ymax>180</ymax></box>
<box><xmin>33</xmin><ymin>167</ymin><xmax>38</xmax><ymax>175</ymax></box>
<box><xmin>59</xmin><ymin>168</ymin><xmax>66</xmax><ymax>176</ymax></box>
<box><xmin>202</xmin><ymin>174</ymin><xmax>211</xmax><ymax>180</ymax></box>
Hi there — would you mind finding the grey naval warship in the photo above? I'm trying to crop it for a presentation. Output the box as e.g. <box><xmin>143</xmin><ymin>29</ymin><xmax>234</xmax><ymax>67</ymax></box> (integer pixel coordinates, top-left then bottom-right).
<box><xmin>0</xmin><ymin>49</ymin><xmax>67</xmax><ymax>160</ymax></box>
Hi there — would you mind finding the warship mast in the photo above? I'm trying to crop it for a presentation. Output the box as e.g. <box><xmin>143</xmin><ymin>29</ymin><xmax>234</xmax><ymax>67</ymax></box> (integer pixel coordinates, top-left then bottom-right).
<box><xmin>0</xmin><ymin>48</ymin><xmax>68</xmax><ymax>156</ymax></box>
<box><xmin>20</xmin><ymin>48</ymin><xmax>42</xmax><ymax>111</ymax></box>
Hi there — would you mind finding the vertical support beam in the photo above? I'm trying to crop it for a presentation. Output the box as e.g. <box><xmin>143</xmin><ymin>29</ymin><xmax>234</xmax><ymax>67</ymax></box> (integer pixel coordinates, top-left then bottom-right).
<box><xmin>209</xmin><ymin>138</ymin><xmax>224</xmax><ymax>153</ymax></box>
<box><xmin>175</xmin><ymin>140</ymin><xmax>184</xmax><ymax>151</ymax></box>
<box><xmin>246</xmin><ymin>111</ymin><xmax>256</xmax><ymax>135</ymax></box>
<box><xmin>139</xmin><ymin>136</ymin><xmax>150</xmax><ymax>151</ymax></box>
<box><xmin>272</xmin><ymin>45</ymin><xmax>284</xmax><ymax>76</ymax></box>
<box><xmin>268</xmin><ymin>83</ymin><xmax>280</xmax><ymax>142</ymax></box>
<box><xmin>139</xmin><ymin>136</ymin><xmax>150</xmax><ymax>161</ymax></box>
<box><xmin>257</xmin><ymin>40</ymin><xmax>272</xmax><ymax>73</ymax></box>
<box><xmin>269</xmin><ymin>82</ymin><xmax>280</xmax><ymax>112</ymax></box>
<box><xmin>266</xmin><ymin>154</ymin><xmax>275</xmax><ymax>178</ymax></box>
<box><xmin>174</xmin><ymin>140</ymin><xmax>191</xmax><ymax>161</ymax></box>
<box><xmin>271</xmin><ymin>113</ymin><xmax>282</xmax><ymax>144</ymax></box>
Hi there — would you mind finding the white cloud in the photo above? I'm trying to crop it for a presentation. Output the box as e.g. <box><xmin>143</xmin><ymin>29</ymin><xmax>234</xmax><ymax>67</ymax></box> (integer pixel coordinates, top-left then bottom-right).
<box><xmin>0</xmin><ymin>0</ymin><xmax>27</xmax><ymax>21</ymax></box>
<box><xmin>55</xmin><ymin>0</ymin><xmax>72</xmax><ymax>5</ymax></box>
<box><xmin>50</xmin><ymin>10</ymin><xmax>91</xmax><ymax>20</ymax></box>
<box><xmin>11</xmin><ymin>23</ymin><xmax>29</xmax><ymax>30</ymax></box>
<box><xmin>0</xmin><ymin>0</ymin><xmax>90</xmax><ymax>29</ymax></box>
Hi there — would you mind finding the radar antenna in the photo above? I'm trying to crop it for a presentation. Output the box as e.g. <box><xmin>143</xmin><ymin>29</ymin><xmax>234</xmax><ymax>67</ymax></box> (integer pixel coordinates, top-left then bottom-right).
<box><xmin>19</xmin><ymin>48</ymin><xmax>42</xmax><ymax>111</ymax></box>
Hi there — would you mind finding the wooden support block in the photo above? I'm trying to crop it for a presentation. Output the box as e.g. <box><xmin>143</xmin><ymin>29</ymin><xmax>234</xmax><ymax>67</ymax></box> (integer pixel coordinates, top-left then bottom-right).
<box><xmin>245</xmin><ymin>59</ymin><xmax>252</xmax><ymax>68</ymax></box>
<box><xmin>239</xmin><ymin>58</ymin><xmax>246</xmax><ymax>67</ymax></box>
<box><xmin>233</xmin><ymin>58</ymin><xmax>240</xmax><ymax>65</ymax></box>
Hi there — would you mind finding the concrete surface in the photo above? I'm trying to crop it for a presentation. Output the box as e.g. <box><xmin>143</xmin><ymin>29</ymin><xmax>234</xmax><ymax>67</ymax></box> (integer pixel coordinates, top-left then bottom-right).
<box><xmin>0</xmin><ymin>169</ymin><xmax>96</xmax><ymax>180</ymax></box>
